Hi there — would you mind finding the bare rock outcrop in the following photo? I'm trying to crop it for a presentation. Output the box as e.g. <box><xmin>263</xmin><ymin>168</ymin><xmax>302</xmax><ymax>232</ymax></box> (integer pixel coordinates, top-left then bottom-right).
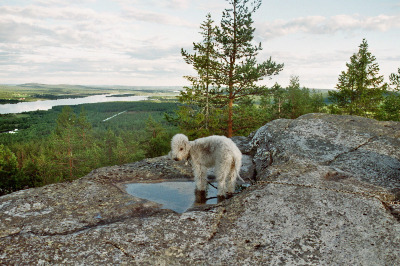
<box><xmin>0</xmin><ymin>114</ymin><xmax>399</xmax><ymax>265</ymax></box>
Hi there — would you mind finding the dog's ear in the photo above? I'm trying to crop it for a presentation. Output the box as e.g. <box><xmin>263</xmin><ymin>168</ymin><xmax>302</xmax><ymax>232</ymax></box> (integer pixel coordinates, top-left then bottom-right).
<box><xmin>185</xmin><ymin>140</ymin><xmax>191</xmax><ymax>151</ymax></box>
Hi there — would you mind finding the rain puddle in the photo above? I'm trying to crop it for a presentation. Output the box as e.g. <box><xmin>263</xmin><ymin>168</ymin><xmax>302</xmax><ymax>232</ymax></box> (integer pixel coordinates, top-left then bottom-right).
<box><xmin>125</xmin><ymin>181</ymin><xmax>220</xmax><ymax>213</ymax></box>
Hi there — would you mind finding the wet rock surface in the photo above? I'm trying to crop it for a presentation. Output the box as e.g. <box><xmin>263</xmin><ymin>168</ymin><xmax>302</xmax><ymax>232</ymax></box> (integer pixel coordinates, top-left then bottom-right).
<box><xmin>1</xmin><ymin>114</ymin><xmax>399</xmax><ymax>265</ymax></box>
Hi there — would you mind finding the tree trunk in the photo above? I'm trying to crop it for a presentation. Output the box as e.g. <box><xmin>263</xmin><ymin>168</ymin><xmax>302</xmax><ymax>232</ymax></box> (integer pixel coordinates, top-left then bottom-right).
<box><xmin>278</xmin><ymin>98</ymin><xmax>282</xmax><ymax>118</ymax></box>
<box><xmin>227</xmin><ymin>98</ymin><xmax>233</xmax><ymax>137</ymax></box>
<box><xmin>67</xmin><ymin>133</ymin><xmax>74</xmax><ymax>181</ymax></box>
<box><xmin>226</xmin><ymin>2</ymin><xmax>237</xmax><ymax>138</ymax></box>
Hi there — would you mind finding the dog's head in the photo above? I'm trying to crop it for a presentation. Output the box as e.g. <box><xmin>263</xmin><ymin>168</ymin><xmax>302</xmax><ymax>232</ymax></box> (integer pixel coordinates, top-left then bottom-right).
<box><xmin>170</xmin><ymin>134</ymin><xmax>190</xmax><ymax>161</ymax></box>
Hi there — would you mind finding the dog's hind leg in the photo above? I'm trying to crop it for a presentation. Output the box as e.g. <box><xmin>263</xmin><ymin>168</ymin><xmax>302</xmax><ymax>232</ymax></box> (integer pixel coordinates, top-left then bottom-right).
<box><xmin>193</xmin><ymin>165</ymin><xmax>208</xmax><ymax>192</ymax></box>
<box><xmin>214</xmin><ymin>160</ymin><xmax>231</xmax><ymax>197</ymax></box>
<box><xmin>226</xmin><ymin>166</ymin><xmax>237</xmax><ymax>195</ymax></box>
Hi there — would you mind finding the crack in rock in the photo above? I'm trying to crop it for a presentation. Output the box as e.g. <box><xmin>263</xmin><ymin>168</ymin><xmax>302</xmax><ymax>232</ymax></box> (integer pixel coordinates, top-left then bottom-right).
<box><xmin>106</xmin><ymin>241</ymin><xmax>136</xmax><ymax>259</ymax></box>
<box><xmin>324</xmin><ymin>136</ymin><xmax>377</xmax><ymax>165</ymax></box>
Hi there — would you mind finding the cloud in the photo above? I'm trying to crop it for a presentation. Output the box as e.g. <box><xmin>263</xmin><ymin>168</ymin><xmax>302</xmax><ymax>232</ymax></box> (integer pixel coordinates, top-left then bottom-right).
<box><xmin>0</xmin><ymin>1</ymin><xmax>191</xmax><ymax>85</ymax></box>
<box><xmin>2</xmin><ymin>1</ymin><xmax>397</xmax><ymax>87</ymax></box>
<box><xmin>165</xmin><ymin>0</ymin><xmax>189</xmax><ymax>9</ymax></box>
<box><xmin>0</xmin><ymin>4</ymin><xmax>146</xmax><ymax>51</ymax></box>
<box><xmin>34</xmin><ymin>0</ymin><xmax>96</xmax><ymax>5</ymax></box>
<box><xmin>122</xmin><ymin>6</ymin><xmax>195</xmax><ymax>27</ymax></box>
<box><xmin>117</xmin><ymin>0</ymin><xmax>190</xmax><ymax>10</ymax></box>
<box><xmin>0</xmin><ymin>5</ymin><xmax>98</xmax><ymax>21</ymax></box>
<box><xmin>258</xmin><ymin>14</ymin><xmax>400</xmax><ymax>39</ymax></box>
<box><xmin>0</xmin><ymin>5</ymin><xmax>107</xmax><ymax>45</ymax></box>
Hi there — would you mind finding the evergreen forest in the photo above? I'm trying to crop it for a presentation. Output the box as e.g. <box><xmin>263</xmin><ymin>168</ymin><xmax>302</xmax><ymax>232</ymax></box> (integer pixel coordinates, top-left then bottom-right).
<box><xmin>0</xmin><ymin>100</ymin><xmax>178</xmax><ymax>195</ymax></box>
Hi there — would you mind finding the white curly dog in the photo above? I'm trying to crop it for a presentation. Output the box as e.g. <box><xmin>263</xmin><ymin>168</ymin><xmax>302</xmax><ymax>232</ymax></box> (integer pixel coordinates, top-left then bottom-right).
<box><xmin>170</xmin><ymin>134</ymin><xmax>243</xmax><ymax>198</ymax></box>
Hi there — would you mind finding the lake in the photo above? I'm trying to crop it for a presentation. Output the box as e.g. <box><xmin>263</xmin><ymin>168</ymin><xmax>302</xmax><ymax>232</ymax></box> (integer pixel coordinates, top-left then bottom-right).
<box><xmin>0</xmin><ymin>94</ymin><xmax>149</xmax><ymax>114</ymax></box>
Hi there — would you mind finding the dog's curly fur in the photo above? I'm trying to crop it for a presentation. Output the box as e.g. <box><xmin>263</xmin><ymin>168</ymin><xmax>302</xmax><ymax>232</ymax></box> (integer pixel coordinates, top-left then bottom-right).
<box><xmin>170</xmin><ymin>134</ymin><xmax>242</xmax><ymax>197</ymax></box>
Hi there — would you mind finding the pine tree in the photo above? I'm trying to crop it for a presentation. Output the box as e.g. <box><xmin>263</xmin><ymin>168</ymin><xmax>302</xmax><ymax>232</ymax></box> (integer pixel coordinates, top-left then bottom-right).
<box><xmin>179</xmin><ymin>13</ymin><xmax>222</xmax><ymax>137</ymax></box>
<box><xmin>381</xmin><ymin>68</ymin><xmax>400</xmax><ymax>121</ymax></box>
<box><xmin>213</xmin><ymin>0</ymin><xmax>283</xmax><ymax>136</ymax></box>
<box><xmin>329</xmin><ymin>39</ymin><xmax>387</xmax><ymax>117</ymax></box>
<box><xmin>52</xmin><ymin>106</ymin><xmax>93</xmax><ymax>181</ymax></box>
<box><xmin>260</xmin><ymin>83</ymin><xmax>285</xmax><ymax>120</ymax></box>
<box><xmin>105</xmin><ymin>129</ymin><xmax>117</xmax><ymax>165</ymax></box>
<box><xmin>282</xmin><ymin>76</ymin><xmax>325</xmax><ymax>119</ymax></box>
<box><xmin>180</xmin><ymin>0</ymin><xmax>283</xmax><ymax>137</ymax></box>
<box><xmin>143</xmin><ymin>116</ymin><xmax>170</xmax><ymax>158</ymax></box>
<box><xmin>181</xmin><ymin>13</ymin><xmax>216</xmax><ymax>110</ymax></box>
<box><xmin>76</xmin><ymin>107</ymin><xmax>92</xmax><ymax>147</ymax></box>
<box><xmin>389</xmin><ymin>68</ymin><xmax>400</xmax><ymax>91</ymax></box>
<box><xmin>53</xmin><ymin>106</ymin><xmax>78</xmax><ymax>180</ymax></box>
<box><xmin>0</xmin><ymin>144</ymin><xmax>18</xmax><ymax>195</ymax></box>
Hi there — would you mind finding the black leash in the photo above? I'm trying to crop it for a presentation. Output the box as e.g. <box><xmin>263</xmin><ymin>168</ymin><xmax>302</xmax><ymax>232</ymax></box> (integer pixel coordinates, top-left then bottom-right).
<box><xmin>207</xmin><ymin>181</ymin><xmax>218</xmax><ymax>189</ymax></box>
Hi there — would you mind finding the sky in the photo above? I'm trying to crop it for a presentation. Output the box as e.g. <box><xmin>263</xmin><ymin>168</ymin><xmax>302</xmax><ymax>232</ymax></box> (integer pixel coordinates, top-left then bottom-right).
<box><xmin>1</xmin><ymin>0</ymin><xmax>400</xmax><ymax>89</ymax></box>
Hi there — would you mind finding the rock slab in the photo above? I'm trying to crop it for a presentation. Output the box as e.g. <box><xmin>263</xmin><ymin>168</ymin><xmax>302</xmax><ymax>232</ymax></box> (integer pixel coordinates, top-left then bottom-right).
<box><xmin>0</xmin><ymin>114</ymin><xmax>399</xmax><ymax>265</ymax></box>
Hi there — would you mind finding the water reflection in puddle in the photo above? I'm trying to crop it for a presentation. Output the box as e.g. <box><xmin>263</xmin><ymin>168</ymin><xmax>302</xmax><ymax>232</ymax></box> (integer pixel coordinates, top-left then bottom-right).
<box><xmin>125</xmin><ymin>181</ymin><xmax>218</xmax><ymax>213</ymax></box>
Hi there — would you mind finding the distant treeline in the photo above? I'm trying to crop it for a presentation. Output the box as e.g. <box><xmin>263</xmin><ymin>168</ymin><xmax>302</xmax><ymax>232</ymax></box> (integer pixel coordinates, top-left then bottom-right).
<box><xmin>31</xmin><ymin>94</ymin><xmax>94</xmax><ymax>100</ymax></box>
<box><xmin>106</xmin><ymin>94</ymin><xmax>137</xmax><ymax>97</ymax></box>
<box><xmin>0</xmin><ymin>99</ymin><xmax>21</xmax><ymax>104</ymax></box>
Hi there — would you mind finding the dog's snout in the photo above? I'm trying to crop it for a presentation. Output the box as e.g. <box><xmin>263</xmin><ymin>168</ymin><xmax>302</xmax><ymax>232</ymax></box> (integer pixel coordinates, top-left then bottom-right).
<box><xmin>174</xmin><ymin>157</ymin><xmax>179</xmax><ymax>161</ymax></box>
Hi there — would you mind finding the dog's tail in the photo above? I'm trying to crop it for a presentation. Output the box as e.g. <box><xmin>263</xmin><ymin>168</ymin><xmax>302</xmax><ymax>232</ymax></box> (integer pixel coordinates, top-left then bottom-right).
<box><xmin>233</xmin><ymin>156</ymin><xmax>245</xmax><ymax>183</ymax></box>
<box><xmin>237</xmin><ymin>172</ymin><xmax>245</xmax><ymax>183</ymax></box>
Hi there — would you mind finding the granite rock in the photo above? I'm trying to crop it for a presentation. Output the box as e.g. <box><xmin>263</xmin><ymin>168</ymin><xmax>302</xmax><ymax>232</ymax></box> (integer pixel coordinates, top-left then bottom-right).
<box><xmin>1</xmin><ymin>114</ymin><xmax>399</xmax><ymax>265</ymax></box>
